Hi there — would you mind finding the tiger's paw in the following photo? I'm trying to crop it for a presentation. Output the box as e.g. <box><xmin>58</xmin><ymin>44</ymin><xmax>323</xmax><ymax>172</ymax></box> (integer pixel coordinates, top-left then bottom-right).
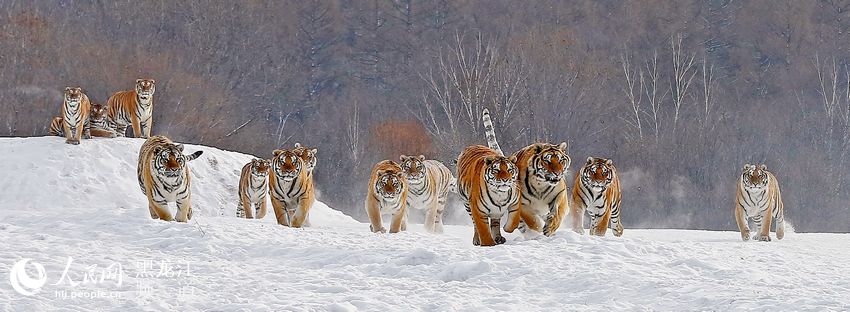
<box><xmin>494</xmin><ymin>236</ymin><xmax>506</xmax><ymax>244</ymax></box>
<box><xmin>613</xmin><ymin>225</ymin><xmax>624</xmax><ymax>237</ymax></box>
<box><xmin>741</xmin><ymin>231</ymin><xmax>750</xmax><ymax>241</ymax></box>
<box><xmin>65</xmin><ymin>140</ymin><xmax>80</xmax><ymax>145</ymax></box>
<box><xmin>753</xmin><ymin>234</ymin><xmax>771</xmax><ymax>242</ymax></box>
<box><xmin>472</xmin><ymin>237</ymin><xmax>481</xmax><ymax>246</ymax></box>
<box><xmin>370</xmin><ymin>225</ymin><xmax>386</xmax><ymax>233</ymax></box>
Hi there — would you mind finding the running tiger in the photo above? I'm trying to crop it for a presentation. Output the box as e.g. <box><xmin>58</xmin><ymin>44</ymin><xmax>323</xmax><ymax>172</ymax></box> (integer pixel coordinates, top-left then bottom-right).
<box><xmin>236</xmin><ymin>159</ymin><xmax>270</xmax><ymax>219</ymax></box>
<box><xmin>735</xmin><ymin>164</ymin><xmax>785</xmax><ymax>242</ymax></box>
<box><xmin>49</xmin><ymin>103</ymin><xmax>115</xmax><ymax>138</ymax></box>
<box><xmin>399</xmin><ymin>155</ymin><xmax>454</xmax><ymax>234</ymax></box>
<box><xmin>455</xmin><ymin>109</ymin><xmax>520</xmax><ymax>246</ymax></box>
<box><xmin>269</xmin><ymin>148</ymin><xmax>316</xmax><ymax>227</ymax></box>
<box><xmin>513</xmin><ymin>142</ymin><xmax>570</xmax><ymax>237</ymax></box>
<box><xmin>59</xmin><ymin>87</ymin><xmax>91</xmax><ymax>145</ymax></box>
<box><xmin>571</xmin><ymin>157</ymin><xmax>623</xmax><ymax>237</ymax></box>
<box><xmin>366</xmin><ymin>160</ymin><xmax>409</xmax><ymax>233</ymax></box>
<box><xmin>137</xmin><ymin>136</ymin><xmax>203</xmax><ymax>222</ymax></box>
<box><xmin>107</xmin><ymin>78</ymin><xmax>155</xmax><ymax>138</ymax></box>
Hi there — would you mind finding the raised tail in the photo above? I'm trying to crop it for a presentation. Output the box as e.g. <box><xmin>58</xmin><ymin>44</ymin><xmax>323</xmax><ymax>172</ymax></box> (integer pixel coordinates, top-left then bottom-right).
<box><xmin>482</xmin><ymin>108</ymin><xmax>503</xmax><ymax>156</ymax></box>
<box><xmin>186</xmin><ymin>150</ymin><xmax>204</xmax><ymax>161</ymax></box>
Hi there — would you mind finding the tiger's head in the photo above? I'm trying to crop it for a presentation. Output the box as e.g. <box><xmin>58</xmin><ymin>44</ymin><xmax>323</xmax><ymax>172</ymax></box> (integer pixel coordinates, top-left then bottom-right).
<box><xmin>90</xmin><ymin>103</ymin><xmax>107</xmax><ymax>123</ymax></box>
<box><xmin>484</xmin><ymin>155</ymin><xmax>518</xmax><ymax>191</ymax></box>
<box><xmin>272</xmin><ymin>149</ymin><xmax>303</xmax><ymax>182</ymax></box>
<box><xmin>741</xmin><ymin>164</ymin><xmax>769</xmax><ymax>190</ymax></box>
<box><xmin>63</xmin><ymin>87</ymin><xmax>84</xmax><ymax>107</ymax></box>
<box><xmin>530</xmin><ymin>142</ymin><xmax>570</xmax><ymax>184</ymax></box>
<box><xmin>399</xmin><ymin>154</ymin><xmax>426</xmax><ymax>182</ymax></box>
<box><xmin>375</xmin><ymin>161</ymin><xmax>406</xmax><ymax>199</ymax></box>
<box><xmin>581</xmin><ymin>157</ymin><xmax>616</xmax><ymax>190</ymax></box>
<box><xmin>250</xmin><ymin>158</ymin><xmax>270</xmax><ymax>179</ymax></box>
<box><xmin>153</xmin><ymin>143</ymin><xmax>202</xmax><ymax>178</ymax></box>
<box><xmin>135</xmin><ymin>79</ymin><xmax>156</xmax><ymax>101</ymax></box>
<box><xmin>293</xmin><ymin>143</ymin><xmax>318</xmax><ymax>172</ymax></box>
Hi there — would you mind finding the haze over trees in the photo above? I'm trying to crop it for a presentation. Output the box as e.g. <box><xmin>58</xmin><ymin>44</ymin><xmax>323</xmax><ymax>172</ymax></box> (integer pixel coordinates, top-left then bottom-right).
<box><xmin>2</xmin><ymin>1</ymin><xmax>849</xmax><ymax>232</ymax></box>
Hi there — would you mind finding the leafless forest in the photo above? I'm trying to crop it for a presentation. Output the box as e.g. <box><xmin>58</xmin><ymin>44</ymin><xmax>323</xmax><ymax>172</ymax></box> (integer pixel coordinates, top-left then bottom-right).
<box><xmin>2</xmin><ymin>1</ymin><xmax>849</xmax><ymax>232</ymax></box>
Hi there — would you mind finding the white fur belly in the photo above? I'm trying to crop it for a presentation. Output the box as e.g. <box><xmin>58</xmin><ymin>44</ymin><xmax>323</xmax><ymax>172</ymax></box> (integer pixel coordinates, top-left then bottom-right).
<box><xmin>379</xmin><ymin>197</ymin><xmax>403</xmax><ymax>215</ymax></box>
<box><xmin>585</xmin><ymin>194</ymin><xmax>607</xmax><ymax>216</ymax></box>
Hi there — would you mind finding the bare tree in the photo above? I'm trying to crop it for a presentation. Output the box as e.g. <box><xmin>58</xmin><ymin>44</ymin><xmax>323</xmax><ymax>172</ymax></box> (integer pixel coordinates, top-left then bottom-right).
<box><xmin>699</xmin><ymin>57</ymin><xmax>717</xmax><ymax>130</ymax></box>
<box><xmin>669</xmin><ymin>34</ymin><xmax>697</xmax><ymax>136</ymax></box>
<box><xmin>620</xmin><ymin>51</ymin><xmax>644</xmax><ymax>141</ymax></box>
<box><xmin>643</xmin><ymin>50</ymin><xmax>667</xmax><ymax>144</ymax></box>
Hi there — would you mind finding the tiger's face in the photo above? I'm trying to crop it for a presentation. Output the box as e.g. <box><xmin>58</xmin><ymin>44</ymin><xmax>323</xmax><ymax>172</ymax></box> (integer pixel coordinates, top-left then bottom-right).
<box><xmin>399</xmin><ymin>155</ymin><xmax>426</xmax><ymax>181</ymax></box>
<box><xmin>64</xmin><ymin>87</ymin><xmax>84</xmax><ymax>107</ymax></box>
<box><xmin>90</xmin><ymin>103</ymin><xmax>107</xmax><ymax>122</ymax></box>
<box><xmin>581</xmin><ymin>157</ymin><xmax>615</xmax><ymax>190</ymax></box>
<box><xmin>154</xmin><ymin>144</ymin><xmax>189</xmax><ymax>178</ymax></box>
<box><xmin>251</xmin><ymin>158</ymin><xmax>270</xmax><ymax>178</ymax></box>
<box><xmin>531</xmin><ymin>143</ymin><xmax>570</xmax><ymax>184</ymax></box>
<box><xmin>293</xmin><ymin>143</ymin><xmax>318</xmax><ymax>172</ymax></box>
<box><xmin>375</xmin><ymin>167</ymin><xmax>405</xmax><ymax>199</ymax></box>
<box><xmin>742</xmin><ymin>164</ymin><xmax>769</xmax><ymax>190</ymax></box>
<box><xmin>135</xmin><ymin>79</ymin><xmax>156</xmax><ymax>101</ymax></box>
<box><xmin>484</xmin><ymin>155</ymin><xmax>518</xmax><ymax>190</ymax></box>
<box><xmin>272</xmin><ymin>150</ymin><xmax>302</xmax><ymax>182</ymax></box>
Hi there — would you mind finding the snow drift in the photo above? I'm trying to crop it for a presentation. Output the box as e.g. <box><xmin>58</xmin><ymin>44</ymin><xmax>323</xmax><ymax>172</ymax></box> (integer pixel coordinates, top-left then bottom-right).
<box><xmin>0</xmin><ymin>137</ymin><xmax>848</xmax><ymax>311</ymax></box>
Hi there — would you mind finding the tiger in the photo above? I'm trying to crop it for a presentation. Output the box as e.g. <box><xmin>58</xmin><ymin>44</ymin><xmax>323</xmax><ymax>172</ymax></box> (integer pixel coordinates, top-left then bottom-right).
<box><xmin>137</xmin><ymin>135</ymin><xmax>204</xmax><ymax>222</ymax></box>
<box><xmin>107</xmin><ymin>78</ymin><xmax>155</xmax><ymax>138</ymax></box>
<box><xmin>293</xmin><ymin>143</ymin><xmax>318</xmax><ymax>172</ymax></box>
<box><xmin>50</xmin><ymin>103</ymin><xmax>116</xmax><ymax>138</ymax></box>
<box><xmin>236</xmin><ymin>159</ymin><xmax>270</xmax><ymax>219</ymax></box>
<box><xmin>512</xmin><ymin>142</ymin><xmax>571</xmax><ymax>237</ymax></box>
<box><xmin>455</xmin><ymin>108</ymin><xmax>520</xmax><ymax>246</ymax></box>
<box><xmin>570</xmin><ymin>157</ymin><xmax>623</xmax><ymax>237</ymax></box>
<box><xmin>365</xmin><ymin>160</ymin><xmax>409</xmax><ymax>233</ymax></box>
<box><xmin>269</xmin><ymin>148</ymin><xmax>316</xmax><ymax>227</ymax></box>
<box><xmin>735</xmin><ymin>164</ymin><xmax>785</xmax><ymax>242</ymax></box>
<box><xmin>399</xmin><ymin>155</ymin><xmax>454</xmax><ymax>234</ymax></box>
<box><xmin>59</xmin><ymin>87</ymin><xmax>91</xmax><ymax>145</ymax></box>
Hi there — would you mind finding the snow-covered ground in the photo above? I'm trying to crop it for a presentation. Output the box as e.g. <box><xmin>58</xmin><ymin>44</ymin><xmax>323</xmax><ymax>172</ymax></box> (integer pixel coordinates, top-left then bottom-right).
<box><xmin>0</xmin><ymin>137</ymin><xmax>848</xmax><ymax>311</ymax></box>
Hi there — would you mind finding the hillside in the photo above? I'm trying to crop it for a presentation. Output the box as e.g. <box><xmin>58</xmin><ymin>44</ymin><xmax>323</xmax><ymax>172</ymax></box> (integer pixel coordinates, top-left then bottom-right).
<box><xmin>0</xmin><ymin>137</ymin><xmax>847</xmax><ymax>311</ymax></box>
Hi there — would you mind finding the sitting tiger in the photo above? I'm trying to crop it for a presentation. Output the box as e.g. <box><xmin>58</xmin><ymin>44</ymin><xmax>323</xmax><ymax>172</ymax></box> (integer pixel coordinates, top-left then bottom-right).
<box><xmin>49</xmin><ymin>103</ymin><xmax>115</xmax><ymax>138</ymax></box>
<box><xmin>58</xmin><ymin>87</ymin><xmax>91</xmax><ymax>145</ymax></box>
<box><xmin>236</xmin><ymin>159</ymin><xmax>270</xmax><ymax>219</ymax></box>
<box><xmin>269</xmin><ymin>148</ymin><xmax>316</xmax><ymax>227</ymax></box>
<box><xmin>735</xmin><ymin>164</ymin><xmax>785</xmax><ymax>242</ymax></box>
<box><xmin>107</xmin><ymin>78</ymin><xmax>155</xmax><ymax>138</ymax></box>
<box><xmin>366</xmin><ymin>160</ymin><xmax>409</xmax><ymax>233</ymax></box>
<box><xmin>455</xmin><ymin>108</ymin><xmax>520</xmax><ymax>246</ymax></box>
<box><xmin>137</xmin><ymin>136</ymin><xmax>203</xmax><ymax>222</ymax></box>
<box><xmin>512</xmin><ymin>142</ymin><xmax>570</xmax><ymax>237</ymax></box>
<box><xmin>571</xmin><ymin>157</ymin><xmax>623</xmax><ymax>237</ymax></box>
<box><xmin>398</xmin><ymin>155</ymin><xmax>454</xmax><ymax>233</ymax></box>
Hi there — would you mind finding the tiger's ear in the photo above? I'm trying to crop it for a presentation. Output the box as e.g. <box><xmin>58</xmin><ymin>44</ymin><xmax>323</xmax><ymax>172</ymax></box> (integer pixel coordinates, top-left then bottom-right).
<box><xmin>149</xmin><ymin>79</ymin><xmax>155</xmax><ymax>84</ymax></box>
<box><xmin>558</xmin><ymin>142</ymin><xmax>567</xmax><ymax>152</ymax></box>
<box><xmin>744</xmin><ymin>163</ymin><xmax>752</xmax><ymax>170</ymax></box>
<box><xmin>175</xmin><ymin>144</ymin><xmax>184</xmax><ymax>152</ymax></box>
<box><xmin>417</xmin><ymin>155</ymin><xmax>425</xmax><ymax>161</ymax></box>
<box><xmin>759</xmin><ymin>164</ymin><xmax>767</xmax><ymax>171</ymax></box>
<box><xmin>294</xmin><ymin>142</ymin><xmax>302</xmax><ymax>148</ymax></box>
<box><xmin>310</xmin><ymin>148</ymin><xmax>317</xmax><ymax>155</ymax></box>
<box><xmin>587</xmin><ymin>157</ymin><xmax>594</xmax><ymax>165</ymax></box>
<box><xmin>399</xmin><ymin>155</ymin><xmax>408</xmax><ymax>162</ymax></box>
<box><xmin>136</xmin><ymin>79</ymin><xmax>143</xmax><ymax>84</ymax></box>
<box><xmin>534</xmin><ymin>145</ymin><xmax>543</xmax><ymax>154</ymax></box>
<box><xmin>508</xmin><ymin>155</ymin><xmax>517</xmax><ymax>163</ymax></box>
<box><xmin>484</xmin><ymin>156</ymin><xmax>495</xmax><ymax>166</ymax></box>
<box><xmin>605</xmin><ymin>158</ymin><xmax>613</xmax><ymax>166</ymax></box>
<box><xmin>64</xmin><ymin>87</ymin><xmax>71</xmax><ymax>92</ymax></box>
<box><xmin>273</xmin><ymin>149</ymin><xmax>285</xmax><ymax>157</ymax></box>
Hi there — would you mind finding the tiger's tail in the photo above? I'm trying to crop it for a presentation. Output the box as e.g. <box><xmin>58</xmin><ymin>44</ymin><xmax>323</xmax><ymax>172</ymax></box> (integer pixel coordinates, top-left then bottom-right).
<box><xmin>185</xmin><ymin>150</ymin><xmax>204</xmax><ymax>161</ymax></box>
<box><xmin>482</xmin><ymin>108</ymin><xmax>503</xmax><ymax>156</ymax></box>
<box><xmin>448</xmin><ymin>177</ymin><xmax>458</xmax><ymax>194</ymax></box>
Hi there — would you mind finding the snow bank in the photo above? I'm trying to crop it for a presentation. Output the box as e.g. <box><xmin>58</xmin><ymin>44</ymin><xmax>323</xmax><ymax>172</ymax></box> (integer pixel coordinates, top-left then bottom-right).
<box><xmin>0</xmin><ymin>137</ymin><xmax>848</xmax><ymax>311</ymax></box>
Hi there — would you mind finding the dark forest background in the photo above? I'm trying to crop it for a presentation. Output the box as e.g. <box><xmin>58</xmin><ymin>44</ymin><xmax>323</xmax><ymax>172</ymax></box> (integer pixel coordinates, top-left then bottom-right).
<box><xmin>2</xmin><ymin>0</ymin><xmax>850</xmax><ymax>232</ymax></box>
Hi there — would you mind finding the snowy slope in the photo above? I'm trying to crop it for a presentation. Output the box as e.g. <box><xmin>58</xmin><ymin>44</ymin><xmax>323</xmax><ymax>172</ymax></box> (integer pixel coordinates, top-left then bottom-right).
<box><xmin>0</xmin><ymin>137</ymin><xmax>848</xmax><ymax>311</ymax></box>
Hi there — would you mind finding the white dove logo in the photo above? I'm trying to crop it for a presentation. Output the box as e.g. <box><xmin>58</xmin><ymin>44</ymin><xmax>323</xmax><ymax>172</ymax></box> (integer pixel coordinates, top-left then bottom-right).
<box><xmin>9</xmin><ymin>259</ymin><xmax>47</xmax><ymax>296</ymax></box>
